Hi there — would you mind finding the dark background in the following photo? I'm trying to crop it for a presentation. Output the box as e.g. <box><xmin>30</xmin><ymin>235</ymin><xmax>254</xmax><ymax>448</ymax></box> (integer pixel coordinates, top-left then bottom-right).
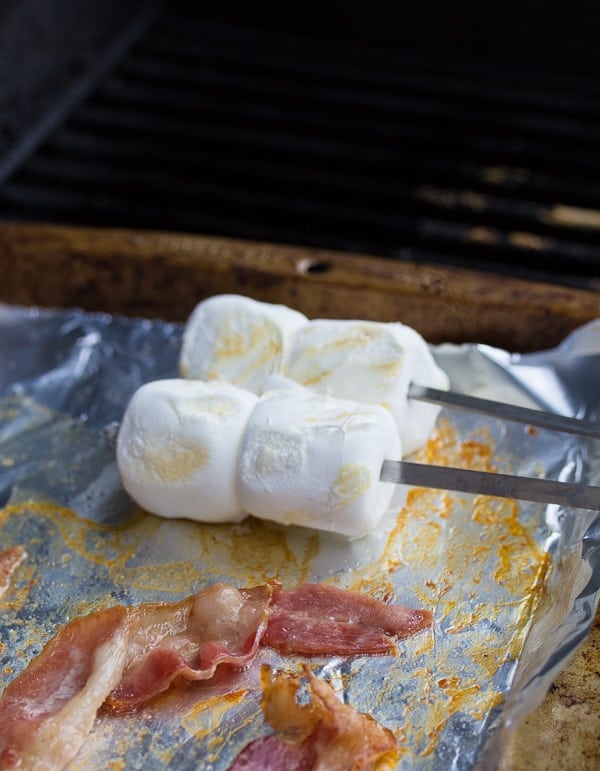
<box><xmin>0</xmin><ymin>0</ymin><xmax>132</xmax><ymax>157</ymax></box>
<box><xmin>3</xmin><ymin>1</ymin><xmax>600</xmax><ymax>148</ymax></box>
<box><xmin>2</xmin><ymin>0</ymin><xmax>600</xmax><ymax>288</ymax></box>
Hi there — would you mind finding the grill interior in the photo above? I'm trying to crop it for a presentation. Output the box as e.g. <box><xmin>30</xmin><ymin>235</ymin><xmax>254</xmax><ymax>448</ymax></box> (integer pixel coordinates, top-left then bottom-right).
<box><xmin>2</xmin><ymin>1</ymin><xmax>600</xmax><ymax>290</ymax></box>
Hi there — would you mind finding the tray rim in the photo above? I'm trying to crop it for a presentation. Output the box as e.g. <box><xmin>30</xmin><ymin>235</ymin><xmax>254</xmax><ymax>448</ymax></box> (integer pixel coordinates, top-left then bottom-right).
<box><xmin>0</xmin><ymin>221</ymin><xmax>599</xmax><ymax>353</ymax></box>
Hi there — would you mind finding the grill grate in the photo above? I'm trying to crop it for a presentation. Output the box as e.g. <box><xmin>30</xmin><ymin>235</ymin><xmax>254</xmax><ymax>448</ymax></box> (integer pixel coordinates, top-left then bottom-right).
<box><xmin>2</xmin><ymin>2</ymin><xmax>600</xmax><ymax>289</ymax></box>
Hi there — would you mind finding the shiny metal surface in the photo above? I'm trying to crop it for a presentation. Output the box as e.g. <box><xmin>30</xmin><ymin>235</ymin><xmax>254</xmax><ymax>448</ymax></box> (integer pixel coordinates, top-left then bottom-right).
<box><xmin>380</xmin><ymin>460</ymin><xmax>600</xmax><ymax>510</ymax></box>
<box><xmin>408</xmin><ymin>383</ymin><xmax>600</xmax><ymax>439</ymax></box>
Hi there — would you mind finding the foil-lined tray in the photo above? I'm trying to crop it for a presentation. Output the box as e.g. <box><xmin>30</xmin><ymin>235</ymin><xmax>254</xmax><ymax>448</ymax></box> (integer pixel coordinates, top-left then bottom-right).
<box><xmin>0</xmin><ymin>303</ymin><xmax>599</xmax><ymax>770</ymax></box>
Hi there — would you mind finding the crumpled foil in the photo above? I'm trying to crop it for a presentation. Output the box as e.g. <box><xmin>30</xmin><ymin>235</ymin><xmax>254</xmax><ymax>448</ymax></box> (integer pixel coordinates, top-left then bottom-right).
<box><xmin>0</xmin><ymin>303</ymin><xmax>598</xmax><ymax>770</ymax></box>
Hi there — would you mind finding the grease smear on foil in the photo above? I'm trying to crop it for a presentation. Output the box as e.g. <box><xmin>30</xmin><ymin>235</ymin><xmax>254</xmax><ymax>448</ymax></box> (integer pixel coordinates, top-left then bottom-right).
<box><xmin>0</xmin><ymin>396</ymin><xmax>552</xmax><ymax>770</ymax></box>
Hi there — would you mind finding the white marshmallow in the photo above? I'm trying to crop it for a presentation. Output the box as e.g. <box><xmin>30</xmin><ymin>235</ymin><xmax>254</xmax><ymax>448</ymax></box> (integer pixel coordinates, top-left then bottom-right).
<box><xmin>283</xmin><ymin>319</ymin><xmax>449</xmax><ymax>456</ymax></box>
<box><xmin>116</xmin><ymin>379</ymin><xmax>258</xmax><ymax>522</ymax></box>
<box><xmin>237</xmin><ymin>387</ymin><xmax>401</xmax><ymax>538</ymax></box>
<box><xmin>180</xmin><ymin>294</ymin><xmax>308</xmax><ymax>394</ymax></box>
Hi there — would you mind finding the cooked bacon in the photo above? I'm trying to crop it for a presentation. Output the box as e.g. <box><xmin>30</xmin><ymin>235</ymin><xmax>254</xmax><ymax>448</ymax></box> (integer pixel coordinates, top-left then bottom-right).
<box><xmin>263</xmin><ymin>583</ymin><xmax>433</xmax><ymax>656</ymax></box>
<box><xmin>0</xmin><ymin>605</ymin><xmax>130</xmax><ymax>771</ymax></box>
<box><xmin>0</xmin><ymin>583</ymin><xmax>274</xmax><ymax>770</ymax></box>
<box><xmin>0</xmin><ymin>581</ymin><xmax>430</xmax><ymax>770</ymax></box>
<box><xmin>105</xmin><ymin>583</ymin><xmax>274</xmax><ymax>713</ymax></box>
<box><xmin>0</xmin><ymin>546</ymin><xmax>26</xmax><ymax>599</ymax></box>
<box><xmin>229</xmin><ymin>666</ymin><xmax>399</xmax><ymax>771</ymax></box>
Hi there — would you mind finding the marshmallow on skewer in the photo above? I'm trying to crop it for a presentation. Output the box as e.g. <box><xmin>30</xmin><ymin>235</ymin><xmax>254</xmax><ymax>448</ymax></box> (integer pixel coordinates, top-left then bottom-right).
<box><xmin>117</xmin><ymin>378</ymin><xmax>258</xmax><ymax>522</ymax></box>
<box><xmin>180</xmin><ymin>294</ymin><xmax>307</xmax><ymax>394</ymax></box>
<box><xmin>283</xmin><ymin>319</ymin><xmax>449</xmax><ymax>456</ymax></box>
<box><xmin>237</xmin><ymin>385</ymin><xmax>401</xmax><ymax>538</ymax></box>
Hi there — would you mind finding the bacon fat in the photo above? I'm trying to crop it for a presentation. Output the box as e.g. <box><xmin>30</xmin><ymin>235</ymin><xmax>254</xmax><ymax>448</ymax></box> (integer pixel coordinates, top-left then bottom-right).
<box><xmin>0</xmin><ymin>546</ymin><xmax>26</xmax><ymax>600</ymax></box>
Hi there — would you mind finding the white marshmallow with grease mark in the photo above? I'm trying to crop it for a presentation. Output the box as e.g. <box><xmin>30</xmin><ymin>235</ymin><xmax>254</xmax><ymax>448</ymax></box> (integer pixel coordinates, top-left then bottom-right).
<box><xmin>283</xmin><ymin>319</ymin><xmax>449</xmax><ymax>456</ymax></box>
<box><xmin>180</xmin><ymin>294</ymin><xmax>308</xmax><ymax>394</ymax></box>
<box><xmin>237</xmin><ymin>386</ymin><xmax>401</xmax><ymax>538</ymax></box>
<box><xmin>117</xmin><ymin>378</ymin><xmax>258</xmax><ymax>522</ymax></box>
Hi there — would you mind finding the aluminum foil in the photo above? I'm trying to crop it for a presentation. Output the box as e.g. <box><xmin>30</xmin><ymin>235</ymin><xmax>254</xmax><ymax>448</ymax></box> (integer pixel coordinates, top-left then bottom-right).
<box><xmin>0</xmin><ymin>303</ymin><xmax>599</xmax><ymax>770</ymax></box>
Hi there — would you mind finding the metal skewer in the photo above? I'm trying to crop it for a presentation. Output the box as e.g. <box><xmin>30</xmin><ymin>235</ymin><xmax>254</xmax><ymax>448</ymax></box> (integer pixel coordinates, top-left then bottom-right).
<box><xmin>380</xmin><ymin>460</ymin><xmax>600</xmax><ymax>511</ymax></box>
<box><xmin>408</xmin><ymin>383</ymin><xmax>600</xmax><ymax>440</ymax></box>
<box><xmin>397</xmin><ymin>383</ymin><xmax>600</xmax><ymax>509</ymax></box>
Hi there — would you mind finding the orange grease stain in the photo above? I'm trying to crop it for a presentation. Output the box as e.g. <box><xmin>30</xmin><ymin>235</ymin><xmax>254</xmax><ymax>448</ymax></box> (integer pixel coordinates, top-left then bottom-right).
<box><xmin>0</xmin><ymin>416</ymin><xmax>556</xmax><ymax>764</ymax></box>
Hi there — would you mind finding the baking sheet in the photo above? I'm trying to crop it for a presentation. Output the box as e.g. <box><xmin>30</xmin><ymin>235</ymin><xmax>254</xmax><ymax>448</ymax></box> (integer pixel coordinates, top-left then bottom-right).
<box><xmin>0</xmin><ymin>303</ymin><xmax>599</xmax><ymax>770</ymax></box>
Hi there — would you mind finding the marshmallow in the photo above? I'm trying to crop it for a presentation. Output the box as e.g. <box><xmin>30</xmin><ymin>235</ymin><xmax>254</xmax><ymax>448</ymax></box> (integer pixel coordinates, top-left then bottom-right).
<box><xmin>116</xmin><ymin>379</ymin><xmax>258</xmax><ymax>522</ymax></box>
<box><xmin>237</xmin><ymin>387</ymin><xmax>401</xmax><ymax>538</ymax></box>
<box><xmin>180</xmin><ymin>295</ymin><xmax>308</xmax><ymax>394</ymax></box>
<box><xmin>283</xmin><ymin>319</ymin><xmax>449</xmax><ymax>456</ymax></box>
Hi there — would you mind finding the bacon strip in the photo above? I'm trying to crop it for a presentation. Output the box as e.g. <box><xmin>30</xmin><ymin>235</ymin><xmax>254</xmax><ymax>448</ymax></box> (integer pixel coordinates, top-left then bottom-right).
<box><xmin>0</xmin><ymin>583</ymin><xmax>274</xmax><ymax>770</ymax></box>
<box><xmin>0</xmin><ymin>605</ymin><xmax>130</xmax><ymax>770</ymax></box>
<box><xmin>0</xmin><ymin>546</ymin><xmax>26</xmax><ymax>599</ymax></box>
<box><xmin>263</xmin><ymin>583</ymin><xmax>433</xmax><ymax>656</ymax></box>
<box><xmin>105</xmin><ymin>583</ymin><xmax>274</xmax><ymax>713</ymax></box>
<box><xmin>229</xmin><ymin>666</ymin><xmax>399</xmax><ymax>771</ymax></box>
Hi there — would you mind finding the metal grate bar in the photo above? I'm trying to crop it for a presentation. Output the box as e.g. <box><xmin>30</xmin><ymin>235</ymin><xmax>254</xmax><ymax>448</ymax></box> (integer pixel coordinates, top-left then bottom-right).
<box><xmin>103</xmin><ymin>59</ymin><xmax>600</xmax><ymax>152</ymax></box>
<box><xmin>75</xmin><ymin>78</ymin><xmax>600</xmax><ymax>183</ymax></box>
<box><xmin>44</xmin><ymin>126</ymin><xmax>600</xmax><ymax>212</ymax></box>
<box><xmin>30</xmin><ymin>135</ymin><xmax>600</xmax><ymax>249</ymax></box>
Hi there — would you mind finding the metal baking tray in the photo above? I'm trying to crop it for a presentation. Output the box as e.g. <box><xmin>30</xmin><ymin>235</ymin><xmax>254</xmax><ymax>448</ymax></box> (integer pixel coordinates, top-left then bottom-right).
<box><xmin>0</xmin><ymin>223</ymin><xmax>599</xmax><ymax>769</ymax></box>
